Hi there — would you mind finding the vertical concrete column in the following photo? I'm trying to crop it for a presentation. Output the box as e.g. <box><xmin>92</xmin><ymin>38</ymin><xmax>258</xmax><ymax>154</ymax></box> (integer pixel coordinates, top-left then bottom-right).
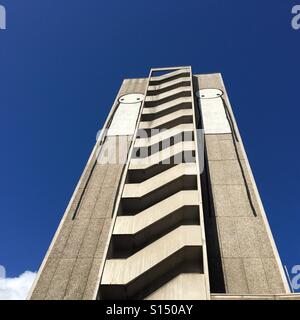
<box><xmin>99</xmin><ymin>67</ymin><xmax>210</xmax><ymax>300</ymax></box>
<box><xmin>194</xmin><ymin>73</ymin><xmax>290</xmax><ymax>295</ymax></box>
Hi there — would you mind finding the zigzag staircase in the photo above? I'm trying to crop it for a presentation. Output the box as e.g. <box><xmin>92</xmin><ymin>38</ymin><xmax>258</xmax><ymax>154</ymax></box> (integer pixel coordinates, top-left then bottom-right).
<box><xmin>99</xmin><ymin>67</ymin><xmax>208</xmax><ymax>300</ymax></box>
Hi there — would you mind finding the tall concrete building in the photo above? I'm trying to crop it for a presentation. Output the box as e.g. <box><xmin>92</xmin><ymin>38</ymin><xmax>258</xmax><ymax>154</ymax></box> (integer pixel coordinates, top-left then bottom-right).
<box><xmin>28</xmin><ymin>66</ymin><xmax>297</xmax><ymax>300</ymax></box>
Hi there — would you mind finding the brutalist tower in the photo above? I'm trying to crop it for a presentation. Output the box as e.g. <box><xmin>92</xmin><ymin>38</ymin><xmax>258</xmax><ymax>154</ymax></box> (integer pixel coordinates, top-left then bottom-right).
<box><xmin>28</xmin><ymin>66</ymin><xmax>295</xmax><ymax>300</ymax></box>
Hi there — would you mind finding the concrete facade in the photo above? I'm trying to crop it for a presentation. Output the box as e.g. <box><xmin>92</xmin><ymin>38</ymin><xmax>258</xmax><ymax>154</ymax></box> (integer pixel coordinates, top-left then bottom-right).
<box><xmin>193</xmin><ymin>73</ymin><xmax>290</xmax><ymax>296</ymax></box>
<box><xmin>29</xmin><ymin>67</ymin><xmax>296</xmax><ymax>300</ymax></box>
<box><xmin>97</xmin><ymin>67</ymin><xmax>210</xmax><ymax>300</ymax></box>
<box><xmin>28</xmin><ymin>78</ymin><xmax>148</xmax><ymax>300</ymax></box>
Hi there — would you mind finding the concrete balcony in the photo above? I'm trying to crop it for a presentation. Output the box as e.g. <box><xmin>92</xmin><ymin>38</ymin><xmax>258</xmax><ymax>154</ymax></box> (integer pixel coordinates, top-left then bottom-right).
<box><xmin>145</xmin><ymin>273</ymin><xmax>207</xmax><ymax>300</ymax></box>
<box><xmin>121</xmin><ymin>163</ymin><xmax>198</xmax><ymax>213</ymax></box>
<box><xmin>147</xmin><ymin>77</ymin><xmax>191</xmax><ymax>96</ymax></box>
<box><xmin>115</xmin><ymin>191</ymin><xmax>200</xmax><ymax>233</ymax></box>
<box><xmin>130</xmin><ymin>141</ymin><xmax>195</xmax><ymax>170</ymax></box>
<box><xmin>111</xmin><ymin>190</ymin><xmax>201</xmax><ymax>257</ymax></box>
<box><xmin>149</xmin><ymin>68</ymin><xmax>190</xmax><ymax>85</ymax></box>
<box><xmin>145</xmin><ymin>87</ymin><xmax>191</xmax><ymax>107</ymax></box>
<box><xmin>134</xmin><ymin>123</ymin><xmax>194</xmax><ymax>149</ymax></box>
<box><xmin>139</xmin><ymin>109</ymin><xmax>194</xmax><ymax>132</ymax></box>
<box><xmin>101</xmin><ymin>226</ymin><xmax>203</xmax><ymax>299</ymax></box>
<box><xmin>127</xmin><ymin>141</ymin><xmax>195</xmax><ymax>183</ymax></box>
<box><xmin>142</xmin><ymin>96</ymin><xmax>192</xmax><ymax>121</ymax></box>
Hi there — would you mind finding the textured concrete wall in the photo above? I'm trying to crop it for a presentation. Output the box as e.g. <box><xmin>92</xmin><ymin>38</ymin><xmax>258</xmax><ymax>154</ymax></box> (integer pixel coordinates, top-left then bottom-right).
<box><xmin>29</xmin><ymin>78</ymin><xmax>148</xmax><ymax>300</ymax></box>
<box><xmin>30</xmin><ymin>156</ymin><xmax>124</xmax><ymax>300</ymax></box>
<box><xmin>194</xmin><ymin>74</ymin><xmax>289</xmax><ymax>295</ymax></box>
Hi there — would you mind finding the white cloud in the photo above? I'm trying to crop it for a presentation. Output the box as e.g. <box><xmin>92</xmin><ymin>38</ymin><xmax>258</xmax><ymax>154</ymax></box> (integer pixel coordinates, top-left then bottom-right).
<box><xmin>0</xmin><ymin>266</ymin><xmax>37</xmax><ymax>300</ymax></box>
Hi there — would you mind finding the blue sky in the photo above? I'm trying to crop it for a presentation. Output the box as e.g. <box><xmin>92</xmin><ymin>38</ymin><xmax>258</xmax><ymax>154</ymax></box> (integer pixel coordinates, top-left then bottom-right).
<box><xmin>0</xmin><ymin>0</ymin><xmax>299</xmax><ymax>292</ymax></box>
